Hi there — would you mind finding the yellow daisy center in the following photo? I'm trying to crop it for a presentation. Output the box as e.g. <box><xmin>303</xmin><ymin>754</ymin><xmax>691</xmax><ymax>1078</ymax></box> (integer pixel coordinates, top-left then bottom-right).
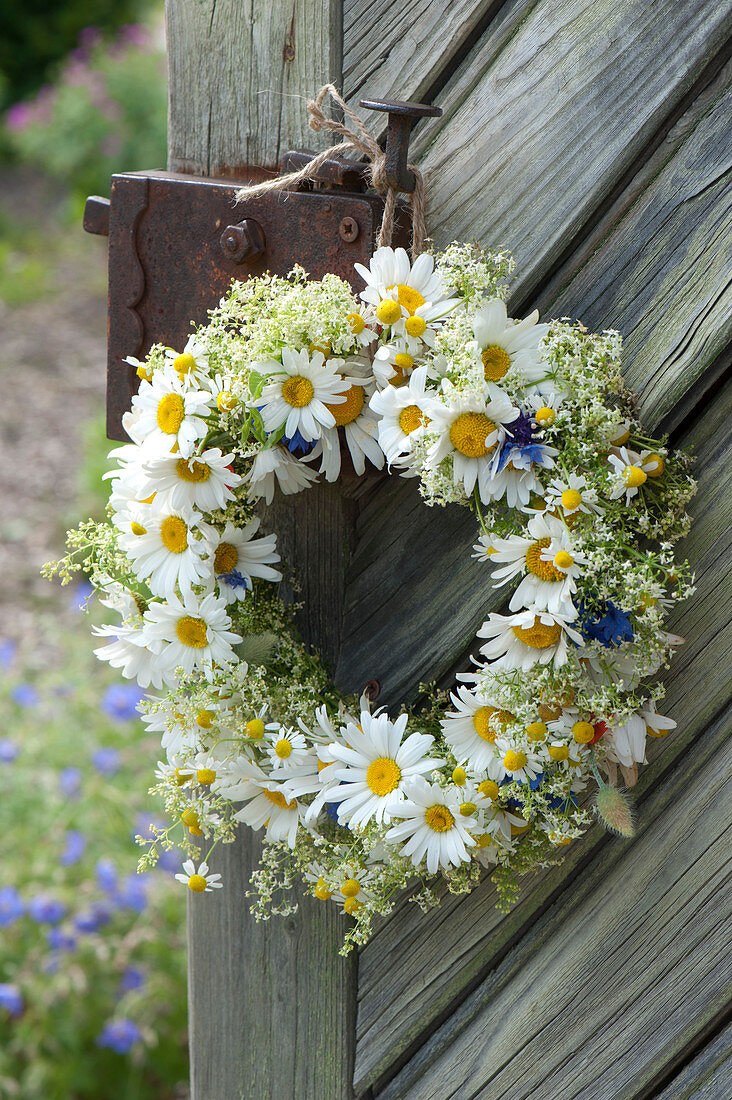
<box><xmin>136</xmin><ymin>364</ymin><xmax>152</xmax><ymax>382</ymax></box>
<box><xmin>180</xmin><ymin>808</ymin><xmax>199</xmax><ymax>827</ymax></box>
<box><xmin>512</xmin><ymin>617</ymin><xmax>562</xmax><ymax>649</ymax></box>
<box><xmin>452</xmin><ymin>766</ymin><xmax>467</xmax><ymax>786</ymax></box>
<box><xmin>376</xmin><ymin>299</ymin><xmax>402</xmax><ymax>325</ymax></box>
<box><xmin>479</xmin><ymin>780</ymin><xmax>500</xmax><ymax>802</ymax></box>
<box><xmin>130</xmin><ymin>521</ymin><xmax>146</xmax><ymax>536</ymax></box>
<box><xmin>535</xmin><ymin>406</ymin><xmax>555</xmax><ymax>427</ymax></box>
<box><xmin>449</xmin><ymin>412</ymin><xmax>496</xmax><ymax>458</ymax></box>
<box><xmin>609</xmin><ymin>424</ymin><xmax>630</xmax><ymax>445</ymax></box>
<box><xmin>217</xmin><ymin>390</ymin><xmax>238</xmax><ymax>412</ymax></box>
<box><xmin>347</xmin><ymin>312</ymin><xmax>365</xmax><ymax>334</ymax></box>
<box><xmin>473</xmin><ymin>705</ymin><xmax>512</xmax><ymax>742</ymax></box>
<box><xmin>160</xmin><ymin>515</ymin><xmax>188</xmax><ymax>553</ymax></box>
<box><xmin>554</xmin><ymin>550</ymin><xmax>574</xmax><ymax>570</ymax></box>
<box><xmin>525</xmin><ymin>538</ymin><xmax>563</xmax><ymax>582</ymax></box>
<box><xmin>473</xmin><ymin>833</ymin><xmax>494</xmax><ymax>849</ymax></box>
<box><xmin>175</xmin><ymin>616</ymin><xmax>208</xmax><ymax>648</ymax></box>
<box><xmin>175</xmin><ymin>459</ymin><xmax>210</xmax><ymax>483</ymax></box>
<box><xmin>561</xmin><ymin>488</ymin><xmax>582</xmax><ymax>511</ymax></box>
<box><xmin>366</xmin><ymin>757</ymin><xmax>401</xmax><ymax>797</ymax></box>
<box><xmin>197</xmin><ymin>710</ymin><xmax>214</xmax><ymax>728</ymax></box>
<box><xmin>344</xmin><ymin>897</ymin><xmax>363</xmax><ymax>914</ymax></box>
<box><xmin>572</xmin><ymin>721</ymin><xmax>595</xmax><ymax>744</ymax></box>
<box><xmin>282</xmin><ymin>375</ymin><xmax>315</xmax><ymax>408</ymax></box>
<box><xmin>394</xmin><ymin>352</ymin><xmax>414</xmax><ymax>372</ymax></box>
<box><xmin>340</xmin><ymin>879</ymin><xmax>361</xmax><ymax>898</ymax></box>
<box><xmin>156</xmin><ymin>393</ymin><xmax>186</xmax><ymax>434</ymax></box>
<box><xmin>405</xmin><ymin>316</ymin><xmax>427</xmax><ymax>337</ymax></box>
<box><xmin>188</xmin><ymin>874</ymin><xmax>208</xmax><ymax>893</ymax></box>
<box><xmin>324</xmin><ymin>384</ymin><xmax>364</xmax><ymax>426</ymax></box>
<box><xmin>460</xmin><ymin>801</ymin><xmax>477</xmax><ymax>816</ymax></box>
<box><xmin>275</xmin><ymin>739</ymin><xmax>292</xmax><ymax>759</ymax></box>
<box><xmin>315</xmin><ymin>878</ymin><xmax>333</xmax><ymax>900</ymax></box>
<box><xmin>526</xmin><ymin>721</ymin><xmax>548</xmax><ymax>742</ymax></box>
<box><xmin>399</xmin><ymin>404</ymin><xmax>427</xmax><ymax>435</ymax></box>
<box><xmin>481</xmin><ymin>345</ymin><xmax>511</xmax><ymax>381</ymax></box>
<box><xmin>425</xmin><ymin>804</ymin><xmax>455</xmax><ymax>832</ymax></box>
<box><xmin>173</xmin><ymin>352</ymin><xmax>196</xmax><ymax>375</ymax></box>
<box><xmin>264</xmin><ymin>789</ymin><xmax>296</xmax><ymax>810</ymax></box>
<box><xmin>646</xmin><ymin>721</ymin><xmax>671</xmax><ymax>739</ymax></box>
<box><xmin>548</xmin><ymin>743</ymin><xmax>569</xmax><ymax>761</ymax></box>
<box><xmin>387</xmin><ymin>284</ymin><xmax>425</xmax><ymax>315</ymax></box>
<box><xmin>503</xmin><ymin>749</ymin><xmax>527</xmax><ymax>772</ymax></box>
<box><xmin>214</xmin><ymin>542</ymin><xmax>239</xmax><ymax>574</ymax></box>
<box><xmin>245</xmin><ymin>718</ymin><xmax>265</xmax><ymax>740</ymax></box>
<box><xmin>196</xmin><ymin>768</ymin><xmax>216</xmax><ymax>785</ymax></box>
<box><xmin>623</xmin><ymin>465</ymin><xmax>647</xmax><ymax>488</ymax></box>
<box><xmin>644</xmin><ymin>452</ymin><xmax>665</xmax><ymax>477</ymax></box>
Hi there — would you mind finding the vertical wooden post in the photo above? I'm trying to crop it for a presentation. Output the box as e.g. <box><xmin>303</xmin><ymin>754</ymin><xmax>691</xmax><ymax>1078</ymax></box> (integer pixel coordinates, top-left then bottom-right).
<box><xmin>164</xmin><ymin>4</ymin><xmax>356</xmax><ymax>1098</ymax></box>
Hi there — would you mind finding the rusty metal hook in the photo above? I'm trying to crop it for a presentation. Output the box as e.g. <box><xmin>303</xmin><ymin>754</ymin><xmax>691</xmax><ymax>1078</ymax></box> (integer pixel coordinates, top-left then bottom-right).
<box><xmin>359</xmin><ymin>98</ymin><xmax>442</xmax><ymax>193</ymax></box>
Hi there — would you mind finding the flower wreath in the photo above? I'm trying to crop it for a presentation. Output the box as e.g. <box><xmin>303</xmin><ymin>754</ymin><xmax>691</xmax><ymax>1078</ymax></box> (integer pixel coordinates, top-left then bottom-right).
<box><xmin>48</xmin><ymin>241</ymin><xmax>695</xmax><ymax>952</ymax></box>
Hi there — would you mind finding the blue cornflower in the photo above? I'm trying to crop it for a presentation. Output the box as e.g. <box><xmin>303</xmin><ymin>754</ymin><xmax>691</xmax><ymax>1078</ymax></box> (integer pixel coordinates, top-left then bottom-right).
<box><xmin>219</xmin><ymin>568</ymin><xmax>250</xmax><ymax>592</ymax></box>
<box><xmin>47</xmin><ymin>928</ymin><xmax>77</xmax><ymax>952</ymax></box>
<box><xmin>0</xmin><ymin>885</ymin><xmax>25</xmax><ymax>927</ymax></box>
<box><xmin>96</xmin><ymin>858</ymin><xmax>118</xmax><ymax>894</ymax></box>
<box><xmin>96</xmin><ymin>1018</ymin><xmax>143</xmax><ymax>1054</ymax></box>
<box><xmin>134</xmin><ymin>814</ymin><xmax>166</xmax><ymax>842</ymax></box>
<box><xmin>529</xmin><ymin>771</ymin><xmax>545</xmax><ymax>791</ymax></box>
<box><xmin>10</xmin><ymin>683</ymin><xmax>39</xmax><ymax>708</ymax></box>
<box><xmin>92</xmin><ymin>747</ymin><xmax>121</xmax><ymax>777</ymax></box>
<box><xmin>28</xmin><ymin>895</ymin><xmax>66</xmax><ymax>925</ymax></box>
<box><xmin>74</xmin><ymin>903</ymin><xmax>111</xmax><ymax>934</ymax></box>
<box><xmin>60</xmin><ymin>830</ymin><xmax>87</xmax><ymax>866</ymax></box>
<box><xmin>548</xmin><ymin>791</ymin><xmax>579</xmax><ymax>813</ymax></box>
<box><xmin>157</xmin><ymin>846</ymin><xmax>185</xmax><ymax>874</ymax></box>
<box><xmin>578</xmin><ymin>599</ymin><xmax>634</xmax><ymax>648</ymax></box>
<box><xmin>0</xmin><ymin>739</ymin><xmax>19</xmax><ymax>764</ymax></box>
<box><xmin>113</xmin><ymin>874</ymin><xmax>148</xmax><ymax>913</ymax></box>
<box><xmin>118</xmin><ymin>967</ymin><xmax>145</xmax><ymax>994</ymax></box>
<box><xmin>101</xmin><ymin>683</ymin><xmax>144</xmax><ymax>723</ymax></box>
<box><xmin>497</xmin><ymin>412</ymin><xmax>550</xmax><ymax>473</ymax></box>
<box><xmin>282</xmin><ymin>427</ymin><xmax>315</xmax><ymax>456</ymax></box>
<box><xmin>59</xmin><ymin>766</ymin><xmax>82</xmax><ymax>799</ymax></box>
<box><xmin>0</xmin><ymin>639</ymin><xmax>17</xmax><ymax>669</ymax></box>
<box><xmin>0</xmin><ymin>984</ymin><xmax>23</xmax><ymax>1018</ymax></box>
<box><xmin>69</xmin><ymin>580</ymin><xmax>94</xmax><ymax>613</ymax></box>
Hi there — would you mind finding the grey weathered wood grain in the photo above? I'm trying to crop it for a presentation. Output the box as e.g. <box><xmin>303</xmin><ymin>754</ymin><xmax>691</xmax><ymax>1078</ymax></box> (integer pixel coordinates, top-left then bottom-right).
<box><xmin>353</xmin><ymin>381</ymin><xmax>732</xmax><ymax>1094</ymax></box>
<box><xmin>166</xmin><ymin>0</ymin><xmax>342</xmax><ymax>176</ymax></box>
<box><xmin>373</xmin><ymin>705</ymin><xmax>732</xmax><ymax>1100</ymax></box>
<box><xmin>653</xmin><ymin>1023</ymin><xmax>732</xmax><ymax>1100</ymax></box>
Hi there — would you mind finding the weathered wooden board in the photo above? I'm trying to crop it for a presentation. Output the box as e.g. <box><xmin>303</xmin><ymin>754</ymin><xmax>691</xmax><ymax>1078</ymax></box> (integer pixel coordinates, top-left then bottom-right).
<box><xmin>653</xmin><ymin>1023</ymin><xmax>732</xmax><ymax>1100</ymax></box>
<box><xmin>353</xmin><ymin>379</ymin><xmax>732</xmax><ymax>1094</ymax></box>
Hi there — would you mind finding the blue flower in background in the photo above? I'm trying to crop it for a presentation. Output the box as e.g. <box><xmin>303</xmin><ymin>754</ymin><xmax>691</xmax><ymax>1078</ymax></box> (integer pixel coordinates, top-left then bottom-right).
<box><xmin>0</xmin><ymin>984</ymin><xmax>23</xmax><ymax>1018</ymax></box>
<box><xmin>74</xmin><ymin>903</ymin><xmax>111</xmax><ymax>934</ymax></box>
<box><xmin>96</xmin><ymin>858</ymin><xmax>118</xmax><ymax>894</ymax></box>
<box><xmin>0</xmin><ymin>639</ymin><xmax>17</xmax><ymax>670</ymax></box>
<box><xmin>10</xmin><ymin>683</ymin><xmax>39</xmax><ymax>708</ymax></box>
<box><xmin>134</xmin><ymin>814</ymin><xmax>166</xmax><ymax>842</ymax></box>
<box><xmin>47</xmin><ymin>928</ymin><xmax>77</xmax><ymax>953</ymax></box>
<box><xmin>578</xmin><ymin>599</ymin><xmax>634</xmax><ymax>648</ymax></box>
<box><xmin>0</xmin><ymin>739</ymin><xmax>19</xmax><ymax>764</ymax></box>
<box><xmin>68</xmin><ymin>580</ymin><xmax>94</xmax><ymax>613</ymax></box>
<box><xmin>92</xmin><ymin>747</ymin><xmax>121</xmax><ymax>777</ymax></box>
<box><xmin>118</xmin><ymin>967</ymin><xmax>145</xmax><ymax>994</ymax></box>
<box><xmin>28</xmin><ymin>895</ymin><xmax>66</xmax><ymax>925</ymax></box>
<box><xmin>219</xmin><ymin>568</ymin><xmax>250</xmax><ymax>592</ymax></box>
<box><xmin>60</xmin><ymin>830</ymin><xmax>87</xmax><ymax>866</ymax></box>
<box><xmin>101</xmin><ymin>683</ymin><xmax>144</xmax><ymax>723</ymax></box>
<box><xmin>547</xmin><ymin>791</ymin><xmax>579</xmax><ymax>813</ymax></box>
<box><xmin>96</xmin><ymin>1018</ymin><xmax>143</xmax><ymax>1054</ymax></box>
<box><xmin>158</xmin><ymin>846</ymin><xmax>185</xmax><ymax>873</ymax></box>
<box><xmin>59</xmin><ymin>766</ymin><xmax>82</xmax><ymax>799</ymax></box>
<box><xmin>114</xmin><ymin>874</ymin><xmax>148</xmax><ymax>913</ymax></box>
<box><xmin>0</xmin><ymin>885</ymin><xmax>25</xmax><ymax>927</ymax></box>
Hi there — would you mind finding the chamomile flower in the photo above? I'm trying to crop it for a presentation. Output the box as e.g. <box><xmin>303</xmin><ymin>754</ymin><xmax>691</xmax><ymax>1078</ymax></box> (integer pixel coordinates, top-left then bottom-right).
<box><xmin>140</xmin><ymin>694</ymin><xmax>199</xmax><ymax>760</ymax></box>
<box><xmin>324</xmin><ymin>710</ymin><xmax>440</xmax><ymax>828</ymax></box>
<box><xmin>130</xmin><ymin>368</ymin><xmax>213</xmax><ymax>457</ymax></box>
<box><xmin>308</xmin><ymin>379</ymin><xmax>384</xmax><ymax>481</ymax></box>
<box><xmin>495</xmin><ymin>739</ymin><xmax>543</xmax><ymax>784</ymax></box>
<box><xmin>372</xmin><ymin>341</ymin><xmax>420</xmax><ymax>388</ymax></box>
<box><xmin>232</xmin><ymin>762</ymin><xmax>303</xmax><ymax>847</ymax></box>
<box><xmin>175</xmin><ymin>860</ymin><xmax>223</xmax><ymax>893</ymax></box>
<box><xmin>142</xmin><ymin>592</ymin><xmax>241</xmax><ymax>684</ymax></box>
<box><xmin>488</xmin><ymin>511</ymin><xmax>587</xmax><ymax>614</ymax></box>
<box><xmin>384</xmin><ymin>778</ymin><xmax>476</xmax><ymax>875</ymax></box>
<box><xmin>476</xmin><ymin>609</ymin><xmax>584</xmax><ymax>669</ymax></box>
<box><xmin>206</xmin><ymin>519</ymin><xmax>282</xmax><ymax>603</ymax></box>
<box><xmin>355</xmin><ymin>247</ymin><xmax>451</xmax><ymax>321</ymax></box>
<box><xmin>118</xmin><ymin>505</ymin><xmax>214</xmax><ymax>598</ymax></box>
<box><xmin>471</xmin><ymin>299</ymin><xmax>550</xmax><ymax>388</ymax></box>
<box><xmin>608</xmin><ymin>446</ymin><xmax>648</xmax><ymax>503</ymax></box>
<box><xmin>344</xmin><ymin>304</ymin><xmax>379</xmax><ymax>349</ymax></box>
<box><xmin>330</xmin><ymin>866</ymin><xmax>374</xmax><ymax>915</ymax></box>
<box><xmin>140</xmin><ymin>448</ymin><xmax>242</xmax><ymax>512</ymax></box>
<box><xmin>93</xmin><ymin>619</ymin><xmax>166</xmax><ymax>689</ymax></box>
<box><xmin>427</xmin><ymin>384</ymin><xmax>520</xmax><ymax>504</ymax></box>
<box><xmin>642</xmin><ymin>703</ymin><xmax>676</xmax><ymax>740</ymax></box>
<box><xmin>163</xmin><ymin>337</ymin><xmax>211</xmax><ymax>387</ymax></box>
<box><xmin>263</xmin><ymin>727</ymin><xmax>311</xmax><ymax>771</ymax></box>
<box><xmin>440</xmin><ymin>685</ymin><xmax>515</xmax><ymax>774</ymax></box>
<box><xmin>638</xmin><ymin>449</ymin><xmax>667</xmax><ymax>478</ymax></box>
<box><xmin>245</xmin><ymin>445</ymin><xmax>320</xmax><ymax>503</ymax></box>
<box><xmin>606</xmin><ymin>712</ymin><xmax>647</xmax><ymax>768</ymax></box>
<box><xmin>545</xmin><ymin>473</ymin><xmax>602</xmax><ymax>517</ymax></box>
<box><xmin>369</xmin><ymin>365</ymin><xmax>433</xmax><ymax>464</ymax></box>
<box><xmin>471</xmin><ymin>533</ymin><xmax>499</xmax><ymax>562</ymax></box>
<box><xmin>257</xmin><ymin>348</ymin><xmax>352</xmax><ymax>441</ymax></box>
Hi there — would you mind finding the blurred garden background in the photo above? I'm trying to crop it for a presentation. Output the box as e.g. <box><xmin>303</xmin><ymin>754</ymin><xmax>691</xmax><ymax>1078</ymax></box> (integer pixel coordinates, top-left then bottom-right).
<box><xmin>0</xmin><ymin>2</ymin><xmax>190</xmax><ymax>1096</ymax></box>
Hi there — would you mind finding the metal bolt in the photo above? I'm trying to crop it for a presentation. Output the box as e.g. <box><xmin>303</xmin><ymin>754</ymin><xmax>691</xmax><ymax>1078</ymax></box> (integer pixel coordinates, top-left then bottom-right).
<box><xmin>363</xmin><ymin>679</ymin><xmax>381</xmax><ymax>701</ymax></box>
<box><xmin>339</xmin><ymin>217</ymin><xmax>359</xmax><ymax>242</ymax></box>
<box><xmin>220</xmin><ymin>218</ymin><xmax>266</xmax><ymax>264</ymax></box>
<box><xmin>359</xmin><ymin>98</ymin><xmax>443</xmax><ymax>193</ymax></box>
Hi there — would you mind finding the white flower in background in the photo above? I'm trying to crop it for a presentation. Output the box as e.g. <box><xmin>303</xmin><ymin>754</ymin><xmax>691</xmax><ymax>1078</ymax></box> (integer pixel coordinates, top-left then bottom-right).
<box><xmin>117</xmin><ymin>505</ymin><xmax>214</xmax><ymax>599</ymax></box>
<box><xmin>544</xmin><ymin>473</ymin><xmax>602</xmax><ymax>518</ymax></box>
<box><xmin>440</xmin><ymin>685</ymin><xmax>515</xmax><ymax>774</ymax></box>
<box><xmin>257</xmin><ymin>348</ymin><xmax>352</xmax><ymax>441</ymax></box>
<box><xmin>488</xmin><ymin>511</ymin><xmax>587</xmax><ymax>614</ymax></box>
<box><xmin>384</xmin><ymin>778</ymin><xmax>476</xmax><ymax>875</ymax></box>
<box><xmin>370</xmin><ymin>365</ymin><xmax>433</xmax><ymax>464</ymax></box>
<box><xmin>477</xmin><ymin>609</ymin><xmax>583</xmax><ymax>669</ymax></box>
<box><xmin>130</xmin><ymin>367</ymin><xmax>213</xmax><ymax>457</ymax></box>
<box><xmin>163</xmin><ymin>336</ymin><xmax>212</xmax><ymax>387</ymax></box>
<box><xmin>608</xmin><ymin>446</ymin><xmax>648</xmax><ymax>503</ymax></box>
<box><xmin>642</xmin><ymin>703</ymin><xmax>676</xmax><ymax>740</ymax></box>
<box><xmin>471</xmin><ymin>298</ymin><xmax>550</xmax><ymax>388</ymax></box>
<box><xmin>206</xmin><ymin>519</ymin><xmax>281</xmax><ymax>603</ymax></box>
<box><xmin>232</xmin><ymin>761</ymin><xmax>303</xmax><ymax>847</ymax></box>
<box><xmin>472</xmin><ymin>533</ymin><xmax>499</xmax><ymax>562</ymax></box>
<box><xmin>308</xmin><ymin>379</ymin><xmax>385</xmax><ymax>482</ymax></box>
<box><xmin>246</xmin><ymin>445</ymin><xmax>319</xmax><ymax>503</ymax></box>
<box><xmin>263</xmin><ymin>726</ymin><xmax>311</xmax><ymax>771</ymax></box>
<box><xmin>141</xmin><ymin>448</ymin><xmax>242</xmax><ymax>513</ymax></box>
<box><xmin>140</xmin><ymin>694</ymin><xmax>200</xmax><ymax>761</ymax></box>
<box><xmin>494</xmin><ymin>738</ymin><xmax>543</xmax><ymax>785</ymax></box>
<box><xmin>427</xmin><ymin>384</ymin><xmax>520</xmax><ymax>503</ymax></box>
<box><xmin>175</xmin><ymin>860</ymin><xmax>223</xmax><ymax>893</ymax></box>
<box><xmin>93</xmin><ymin>618</ymin><xmax>166</xmax><ymax>689</ymax></box>
<box><xmin>142</xmin><ymin>592</ymin><xmax>241</xmax><ymax>684</ymax></box>
<box><xmin>324</xmin><ymin>710</ymin><xmax>440</xmax><ymax>829</ymax></box>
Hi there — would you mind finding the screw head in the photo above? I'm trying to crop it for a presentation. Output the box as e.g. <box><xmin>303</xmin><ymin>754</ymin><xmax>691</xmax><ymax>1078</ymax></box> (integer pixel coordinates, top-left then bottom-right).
<box><xmin>363</xmin><ymin>679</ymin><xmax>381</xmax><ymax>701</ymax></box>
<box><xmin>339</xmin><ymin>217</ymin><xmax>359</xmax><ymax>243</ymax></box>
<box><xmin>219</xmin><ymin>219</ymin><xmax>266</xmax><ymax>264</ymax></box>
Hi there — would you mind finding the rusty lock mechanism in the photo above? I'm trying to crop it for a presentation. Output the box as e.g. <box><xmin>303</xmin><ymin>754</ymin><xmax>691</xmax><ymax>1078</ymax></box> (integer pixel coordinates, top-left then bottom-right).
<box><xmin>84</xmin><ymin>98</ymin><xmax>441</xmax><ymax>440</ymax></box>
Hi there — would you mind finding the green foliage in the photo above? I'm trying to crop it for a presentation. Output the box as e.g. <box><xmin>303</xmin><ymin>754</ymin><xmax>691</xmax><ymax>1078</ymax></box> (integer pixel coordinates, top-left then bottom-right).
<box><xmin>0</xmin><ymin>604</ymin><xmax>188</xmax><ymax>1099</ymax></box>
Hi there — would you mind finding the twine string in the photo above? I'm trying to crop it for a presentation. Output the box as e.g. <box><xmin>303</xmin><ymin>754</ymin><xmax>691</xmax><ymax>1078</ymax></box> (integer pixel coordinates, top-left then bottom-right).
<box><xmin>235</xmin><ymin>84</ymin><xmax>426</xmax><ymax>257</ymax></box>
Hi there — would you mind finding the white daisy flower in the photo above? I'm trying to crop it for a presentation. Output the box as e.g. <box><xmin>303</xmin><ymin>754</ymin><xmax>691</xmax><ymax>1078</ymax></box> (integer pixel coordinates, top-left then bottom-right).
<box><xmin>231</xmin><ymin>761</ymin><xmax>303</xmax><ymax>847</ymax></box>
<box><xmin>638</xmin><ymin>449</ymin><xmax>667</xmax><ymax>479</ymax></box>
<box><xmin>606</xmin><ymin>712</ymin><xmax>647</xmax><ymax>768</ymax></box>
<box><xmin>544</xmin><ymin>473</ymin><xmax>602</xmax><ymax>517</ymax></box>
<box><xmin>140</xmin><ymin>448</ymin><xmax>242</xmax><ymax>513</ymax></box>
<box><xmin>175</xmin><ymin>859</ymin><xmax>223</xmax><ymax>893</ymax></box>
<box><xmin>355</xmin><ymin>246</ymin><xmax>452</xmax><ymax>320</ymax></box>
<box><xmin>324</xmin><ymin>710</ymin><xmax>440</xmax><ymax>829</ymax></box>
<box><xmin>206</xmin><ymin>519</ymin><xmax>281</xmax><ymax>603</ymax></box>
<box><xmin>329</xmin><ymin>866</ymin><xmax>374</xmax><ymax>915</ymax></box>
<box><xmin>476</xmin><ymin>609</ymin><xmax>584</xmax><ymax>670</ymax></box>
<box><xmin>471</xmin><ymin>533</ymin><xmax>499</xmax><ymax>562</ymax></box>
<box><xmin>163</xmin><ymin>336</ymin><xmax>212</xmax><ymax>388</ymax></box>
<box><xmin>440</xmin><ymin>685</ymin><xmax>515</xmax><ymax>775</ymax></box>
<box><xmin>602</xmin><ymin>418</ymin><xmax>632</xmax><ymax>447</ymax></box>
<box><xmin>484</xmin><ymin>458</ymin><xmax>548</xmax><ymax>511</ymax></box>
<box><xmin>245</xmin><ymin>445</ymin><xmax>319</xmax><ymax>503</ymax></box>
<box><xmin>308</xmin><ymin>379</ymin><xmax>385</xmax><ymax>482</ymax></box>
<box><xmin>92</xmin><ymin>619</ymin><xmax>166</xmax><ymax>689</ymax></box>
<box><xmin>118</xmin><ymin>505</ymin><xmax>214</xmax><ymax>599</ymax></box>
<box><xmin>130</xmin><ymin>368</ymin><xmax>213</xmax><ymax>457</ymax></box>
<box><xmin>642</xmin><ymin>703</ymin><xmax>676</xmax><ymax>740</ymax></box>
<box><xmin>471</xmin><ymin>298</ymin><xmax>550</xmax><ymax>388</ymax></box>
<box><xmin>372</xmin><ymin>341</ymin><xmax>421</xmax><ymax>388</ymax></box>
<box><xmin>494</xmin><ymin>738</ymin><xmax>543</xmax><ymax>784</ymax></box>
<box><xmin>608</xmin><ymin>446</ymin><xmax>648</xmax><ymax>503</ymax></box>
<box><xmin>263</xmin><ymin>726</ymin><xmax>311</xmax><ymax>771</ymax></box>
<box><xmin>257</xmin><ymin>348</ymin><xmax>352</xmax><ymax>442</ymax></box>
<box><xmin>488</xmin><ymin>511</ymin><xmax>587</xmax><ymax>614</ymax></box>
<box><xmin>526</xmin><ymin>391</ymin><xmax>567</xmax><ymax>428</ymax></box>
<box><xmin>427</xmin><ymin>384</ymin><xmax>520</xmax><ymax>504</ymax></box>
<box><xmin>343</xmin><ymin>304</ymin><xmax>379</xmax><ymax>349</ymax></box>
<box><xmin>384</xmin><ymin>777</ymin><xmax>476</xmax><ymax>875</ymax></box>
<box><xmin>142</xmin><ymin>592</ymin><xmax>241</xmax><ymax>684</ymax></box>
<box><xmin>140</xmin><ymin>694</ymin><xmax>199</xmax><ymax>761</ymax></box>
<box><xmin>369</xmin><ymin>365</ymin><xmax>433</xmax><ymax>465</ymax></box>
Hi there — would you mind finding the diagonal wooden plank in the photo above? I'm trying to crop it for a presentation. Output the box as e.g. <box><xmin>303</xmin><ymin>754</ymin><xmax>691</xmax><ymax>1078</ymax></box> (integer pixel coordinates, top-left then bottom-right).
<box><xmin>352</xmin><ymin>380</ymin><xmax>732</xmax><ymax>1095</ymax></box>
<box><xmin>651</xmin><ymin>1022</ymin><xmax>732</xmax><ymax>1100</ymax></box>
